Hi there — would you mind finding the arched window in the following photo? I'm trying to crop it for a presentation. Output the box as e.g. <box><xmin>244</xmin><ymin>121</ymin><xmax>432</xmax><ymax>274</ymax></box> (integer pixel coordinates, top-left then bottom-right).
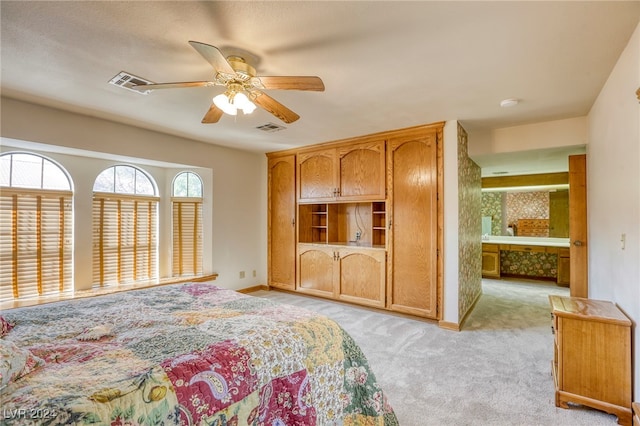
<box><xmin>92</xmin><ymin>165</ymin><xmax>158</xmax><ymax>286</ymax></box>
<box><xmin>171</xmin><ymin>172</ymin><xmax>203</xmax><ymax>277</ymax></box>
<box><xmin>0</xmin><ymin>152</ymin><xmax>73</xmax><ymax>300</ymax></box>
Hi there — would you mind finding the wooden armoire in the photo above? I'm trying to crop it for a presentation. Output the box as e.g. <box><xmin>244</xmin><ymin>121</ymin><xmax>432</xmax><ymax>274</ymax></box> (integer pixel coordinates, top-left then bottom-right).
<box><xmin>267</xmin><ymin>122</ymin><xmax>443</xmax><ymax>319</ymax></box>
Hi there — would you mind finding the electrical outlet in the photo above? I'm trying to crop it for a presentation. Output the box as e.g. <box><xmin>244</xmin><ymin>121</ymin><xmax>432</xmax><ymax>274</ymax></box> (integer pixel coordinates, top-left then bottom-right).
<box><xmin>239</xmin><ymin>271</ymin><xmax>245</xmax><ymax>279</ymax></box>
<box><xmin>252</xmin><ymin>270</ymin><xmax>257</xmax><ymax>277</ymax></box>
<box><xmin>356</xmin><ymin>230</ymin><xmax>361</xmax><ymax>241</ymax></box>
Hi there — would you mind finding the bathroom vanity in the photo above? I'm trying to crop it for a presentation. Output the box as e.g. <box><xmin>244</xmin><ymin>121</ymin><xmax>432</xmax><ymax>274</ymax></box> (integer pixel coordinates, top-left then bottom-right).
<box><xmin>482</xmin><ymin>236</ymin><xmax>570</xmax><ymax>285</ymax></box>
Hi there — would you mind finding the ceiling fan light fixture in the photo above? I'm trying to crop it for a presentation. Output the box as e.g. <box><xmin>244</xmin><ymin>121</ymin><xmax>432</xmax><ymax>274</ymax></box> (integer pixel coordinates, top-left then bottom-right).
<box><xmin>213</xmin><ymin>91</ymin><xmax>256</xmax><ymax>116</ymax></box>
<box><xmin>233</xmin><ymin>92</ymin><xmax>257</xmax><ymax>114</ymax></box>
<box><xmin>213</xmin><ymin>93</ymin><xmax>237</xmax><ymax>115</ymax></box>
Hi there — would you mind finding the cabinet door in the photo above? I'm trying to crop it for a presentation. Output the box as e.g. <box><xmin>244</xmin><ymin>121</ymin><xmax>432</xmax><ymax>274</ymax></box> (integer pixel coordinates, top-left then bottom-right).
<box><xmin>297</xmin><ymin>148</ymin><xmax>337</xmax><ymax>202</ymax></box>
<box><xmin>481</xmin><ymin>251</ymin><xmax>500</xmax><ymax>278</ymax></box>
<box><xmin>337</xmin><ymin>248</ymin><xmax>386</xmax><ymax>308</ymax></box>
<box><xmin>337</xmin><ymin>140</ymin><xmax>386</xmax><ymax>200</ymax></box>
<box><xmin>297</xmin><ymin>245</ymin><xmax>336</xmax><ymax>298</ymax></box>
<box><xmin>387</xmin><ymin>131</ymin><xmax>439</xmax><ymax>318</ymax></box>
<box><xmin>268</xmin><ymin>155</ymin><xmax>296</xmax><ymax>290</ymax></box>
<box><xmin>557</xmin><ymin>249</ymin><xmax>570</xmax><ymax>286</ymax></box>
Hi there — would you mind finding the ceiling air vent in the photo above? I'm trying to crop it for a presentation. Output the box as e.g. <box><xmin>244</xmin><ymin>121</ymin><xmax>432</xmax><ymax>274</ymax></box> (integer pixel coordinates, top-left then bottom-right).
<box><xmin>108</xmin><ymin>71</ymin><xmax>155</xmax><ymax>95</ymax></box>
<box><xmin>256</xmin><ymin>122</ymin><xmax>286</xmax><ymax>132</ymax></box>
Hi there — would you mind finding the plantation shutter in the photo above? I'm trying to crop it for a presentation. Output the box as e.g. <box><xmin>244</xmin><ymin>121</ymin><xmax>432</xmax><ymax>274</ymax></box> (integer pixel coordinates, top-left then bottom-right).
<box><xmin>92</xmin><ymin>193</ymin><xmax>158</xmax><ymax>286</ymax></box>
<box><xmin>172</xmin><ymin>199</ymin><xmax>203</xmax><ymax>277</ymax></box>
<box><xmin>0</xmin><ymin>189</ymin><xmax>73</xmax><ymax>300</ymax></box>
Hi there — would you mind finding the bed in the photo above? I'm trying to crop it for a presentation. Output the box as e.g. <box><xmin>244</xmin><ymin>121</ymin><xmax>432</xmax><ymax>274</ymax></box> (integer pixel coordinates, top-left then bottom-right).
<box><xmin>0</xmin><ymin>283</ymin><xmax>398</xmax><ymax>425</ymax></box>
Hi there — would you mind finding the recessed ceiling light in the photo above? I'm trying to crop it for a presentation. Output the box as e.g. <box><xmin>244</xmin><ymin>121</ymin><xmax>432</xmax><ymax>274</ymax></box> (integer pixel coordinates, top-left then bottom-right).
<box><xmin>500</xmin><ymin>98</ymin><xmax>519</xmax><ymax>108</ymax></box>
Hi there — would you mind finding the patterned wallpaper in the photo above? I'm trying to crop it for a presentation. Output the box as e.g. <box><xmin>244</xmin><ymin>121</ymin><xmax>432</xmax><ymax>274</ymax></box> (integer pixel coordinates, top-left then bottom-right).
<box><xmin>500</xmin><ymin>250</ymin><xmax>558</xmax><ymax>279</ymax></box>
<box><xmin>506</xmin><ymin>191</ymin><xmax>549</xmax><ymax>226</ymax></box>
<box><xmin>456</xmin><ymin>123</ymin><xmax>482</xmax><ymax>321</ymax></box>
<box><xmin>481</xmin><ymin>192</ymin><xmax>503</xmax><ymax>235</ymax></box>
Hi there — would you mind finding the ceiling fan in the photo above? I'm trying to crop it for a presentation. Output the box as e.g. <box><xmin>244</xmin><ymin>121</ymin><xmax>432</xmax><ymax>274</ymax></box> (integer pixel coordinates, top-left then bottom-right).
<box><xmin>131</xmin><ymin>41</ymin><xmax>325</xmax><ymax>124</ymax></box>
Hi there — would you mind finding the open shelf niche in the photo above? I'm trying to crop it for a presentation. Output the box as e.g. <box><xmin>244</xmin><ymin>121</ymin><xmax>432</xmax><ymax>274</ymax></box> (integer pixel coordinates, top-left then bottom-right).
<box><xmin>298</xmin><ymin>201</ymin><xmax>386</xmax><ymax>248</ymax></box>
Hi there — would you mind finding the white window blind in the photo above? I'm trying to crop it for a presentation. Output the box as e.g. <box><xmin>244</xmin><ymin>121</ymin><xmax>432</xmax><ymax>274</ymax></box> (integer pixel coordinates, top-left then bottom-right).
<box><xmin>172</xmin><ymin>199</ymin><xmax>203</xmax><ymax>277</ymax></box>
<box><xmin>92</xmin><ymin>194</ymin><xmax>158</xmax><ymax>286</ymax></box>
<box><xmin>0</xmin><ymin>189</ymin><xmax>73</xmax><ymax>300</ymax></box>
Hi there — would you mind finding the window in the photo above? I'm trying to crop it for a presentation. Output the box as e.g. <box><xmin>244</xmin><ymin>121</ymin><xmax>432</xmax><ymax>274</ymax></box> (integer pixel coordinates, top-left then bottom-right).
<box><xmin>0</xmin><ymin>152</ymin><xmax>73</xmax><ymax>300</ymax></box>
<box><xmin>92</xmin><ymin>165</ymin><xmax>158</xmax><ymax>286</ymax></box>
<box><xmin>172</xmin><ymin>172</ymin><xmax>203</xmax><ymax>277</ymax></box>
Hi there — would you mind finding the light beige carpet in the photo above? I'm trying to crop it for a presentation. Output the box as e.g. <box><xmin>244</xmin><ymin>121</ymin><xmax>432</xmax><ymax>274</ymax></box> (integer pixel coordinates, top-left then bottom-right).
<box><xmin>254</xmin><ymin>279</ymin><xmax>619</xmax><ymax>426</ymax></box>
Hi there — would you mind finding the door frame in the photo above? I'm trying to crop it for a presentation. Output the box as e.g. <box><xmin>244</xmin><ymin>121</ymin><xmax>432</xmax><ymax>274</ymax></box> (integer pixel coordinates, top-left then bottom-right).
<box><xmin>568</xmin><ymin>154</ymin><xmax>588</xmax><ymax>297</ymax></box>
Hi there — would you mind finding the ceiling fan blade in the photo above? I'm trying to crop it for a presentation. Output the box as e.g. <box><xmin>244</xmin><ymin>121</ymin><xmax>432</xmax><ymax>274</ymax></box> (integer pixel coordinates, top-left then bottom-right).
<box><xmin>256</xmin><ymin>76</ymin><xmax>325</xmax><ymax>91</ymax></box>
<box><xmin>131</xmin><ymin>81</ymin><xmax>217</xmax><ymax>91</ymax></box>
<box><xmin>188</xmin><ymin>41</ymin><xmax>236</xmax><ymax>76</ymax></box>
<box><xmin>252</xmin><ymin>91</ymin><xmax>300</xmax><ymax>124</ymax></box>
<box><xmin>201</xmin><ymin>104</ymin><xmax>224</xmax><ymax>124</ymax></box>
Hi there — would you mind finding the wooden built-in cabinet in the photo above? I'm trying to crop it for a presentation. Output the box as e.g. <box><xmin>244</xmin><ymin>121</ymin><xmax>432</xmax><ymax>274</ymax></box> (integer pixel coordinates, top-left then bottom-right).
<box><xmin>297</xmin><ymin>139</ymin><xmax>386</xmax><ymax>202</ymax></box>
<box><xmin>386</xmin><ymin>129</ymin><xmax>440</xmax><ymax>318</ymax></box>
<box><xmin>267</xmin><ymin>122</ymin><xmax>443</xmax><ymax>319</ymax></box>
<box><xmin>267</xmin><ymin>155</ymin><xmax>296</xmax><ymax>290</ymax></box>
<box><xmin>550</xmin><ymin>295</ymin><xmax>632</xmax><ymax>425</ymax></box>
<box><xmin>297</xmin><ymin>244</ymin><xmax>386</xmax><ymax>308</ymax></box>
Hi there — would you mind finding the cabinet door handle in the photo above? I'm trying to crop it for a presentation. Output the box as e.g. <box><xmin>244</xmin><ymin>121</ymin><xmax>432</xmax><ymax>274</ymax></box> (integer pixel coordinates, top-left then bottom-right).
<box><xmin>572</xmin><ymin>240</ymin><xmax>584</xmax><ymax>246</ymax></box>
<box><xmin>292</xmin><ymin>218</ymin><xmax>295</xmax><ymax>226</ymax></box>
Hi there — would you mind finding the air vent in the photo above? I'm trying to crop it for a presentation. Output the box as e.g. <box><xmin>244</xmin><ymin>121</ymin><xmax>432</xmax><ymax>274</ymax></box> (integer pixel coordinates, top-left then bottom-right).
<box><xmin>256</xmin><ymin>123</ymin><xmax>286</xmax><ymax>132</ymax></box>
<box><xmin>108</xmin><ymin>71</ymin><xmax>155</xmax><ymax>95</ymax></box>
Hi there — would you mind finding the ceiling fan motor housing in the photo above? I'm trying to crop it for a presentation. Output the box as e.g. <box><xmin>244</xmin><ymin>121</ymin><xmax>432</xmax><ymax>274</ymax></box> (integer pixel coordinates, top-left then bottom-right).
<box><xmin>227</xmin><ymin>56</ymin><xmax>256</xmax><ymax>81</ymax></box>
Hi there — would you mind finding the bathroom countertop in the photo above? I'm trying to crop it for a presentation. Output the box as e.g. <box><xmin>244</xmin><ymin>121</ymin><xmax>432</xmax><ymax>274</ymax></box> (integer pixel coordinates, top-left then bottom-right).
<box><xmin>482</xmin><ymin>236</ymin><xmax>570</xmax><ymax>248</ymax></box>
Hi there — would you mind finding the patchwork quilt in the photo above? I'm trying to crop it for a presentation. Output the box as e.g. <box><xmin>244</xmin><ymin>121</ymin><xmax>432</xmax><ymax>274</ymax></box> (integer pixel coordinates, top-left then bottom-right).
<box><xmin>0</xmin><ymin>283</ymin><xmax>398</xmax><ymax>425</ymax></box>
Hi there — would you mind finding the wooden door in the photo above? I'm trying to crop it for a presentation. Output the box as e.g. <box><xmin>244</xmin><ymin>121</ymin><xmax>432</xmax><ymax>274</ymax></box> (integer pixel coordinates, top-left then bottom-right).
<box><xmin>549</xmin><ymin>189</ymin><xmax>569</xmax><ymax>237</ymax></box>
<box><xmin>387</xmin><ymin>131</ymin><xmax>439</xmax><ymax>318</ymax></box>
<box><xmin>268</xmin><ymin>155</ymin><xmax>296</xmax><ymax>290</ymax></box>
<box><xmin>568</xmin><ymin>154</ymin><xmax>588</xmax><ymax>298</ymax></box>
<box><xmin>297</xmin><ymin>244</ymin><xmax>336</xmax><ymax>298</ymax></box>
<box><xmin>337</xmin><ymin>140</ymin><xmax>386</xmax><ymax>200</ymax></box>
<box><xmin>297</xmin><ymin>148</ymin><xmax>336</xmax><ymax>202</ymax></box>
<box><xmin>337</xmin><ymin>248</ymin><xmax>386</xmax><ymax>308</ymax></box>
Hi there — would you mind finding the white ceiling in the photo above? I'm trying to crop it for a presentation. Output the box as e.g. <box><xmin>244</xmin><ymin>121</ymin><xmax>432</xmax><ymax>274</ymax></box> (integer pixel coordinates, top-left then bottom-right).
<box><xmin>1</xmin><ymin>1</ymin><xmax>638</xmax><ymax>173</ymax></box>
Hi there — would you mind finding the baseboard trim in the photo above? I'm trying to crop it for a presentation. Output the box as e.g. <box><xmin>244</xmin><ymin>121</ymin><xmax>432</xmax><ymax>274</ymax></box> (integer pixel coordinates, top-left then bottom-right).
<box><xmin>438</xmin><ymin>320</ymin><xmax>460</xmax><ymax>331</ymax></box>
<box><xmin>237</xmin><ymin>284</ymin><xmax>269</xmax><ymax>294</ymax></box>
<box><xmin>459</xmin><ymin>288</ymin><xmax>483</xmax><ymax>329</ymax></box>
<box><xmin>438</xmin><ymin>287</ymin><xmax>483</xmax><ymax>332</ymax></box>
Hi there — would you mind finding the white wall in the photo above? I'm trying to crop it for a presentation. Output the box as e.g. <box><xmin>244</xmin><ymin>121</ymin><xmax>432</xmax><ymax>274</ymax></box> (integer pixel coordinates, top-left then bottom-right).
<box><xmin>1</xmin><ymin>97</ymin><xmax>268</xmax><ymax>292</ymax></box>
<box><xmin>587</xmin><ymin>22</ymin><xmax>640</xmax><ymax>398</ymax></box>
<box><xmin>468</xmin><ymin>116</ymin><xmax>588</xmax><ymax>158</ymax></box>
<box><xmin>443</xmin><ymin>120</ymin><xmax>460</xmax><ymax>325</ymax></box>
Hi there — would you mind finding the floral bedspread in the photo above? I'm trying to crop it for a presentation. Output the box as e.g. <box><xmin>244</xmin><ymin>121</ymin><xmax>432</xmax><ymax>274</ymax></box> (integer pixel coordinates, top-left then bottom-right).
<box><xmin>1</xmin><ymin>283</ymin><xmax>398</xmax><ymax>425</ymax></box>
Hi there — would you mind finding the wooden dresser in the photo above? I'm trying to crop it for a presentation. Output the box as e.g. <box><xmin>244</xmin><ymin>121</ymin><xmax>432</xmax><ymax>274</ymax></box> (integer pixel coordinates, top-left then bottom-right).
<box><xmin>549</xmin><ymin>295</ymin><xmax>632</xmax><ymax>425</ymax></box>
